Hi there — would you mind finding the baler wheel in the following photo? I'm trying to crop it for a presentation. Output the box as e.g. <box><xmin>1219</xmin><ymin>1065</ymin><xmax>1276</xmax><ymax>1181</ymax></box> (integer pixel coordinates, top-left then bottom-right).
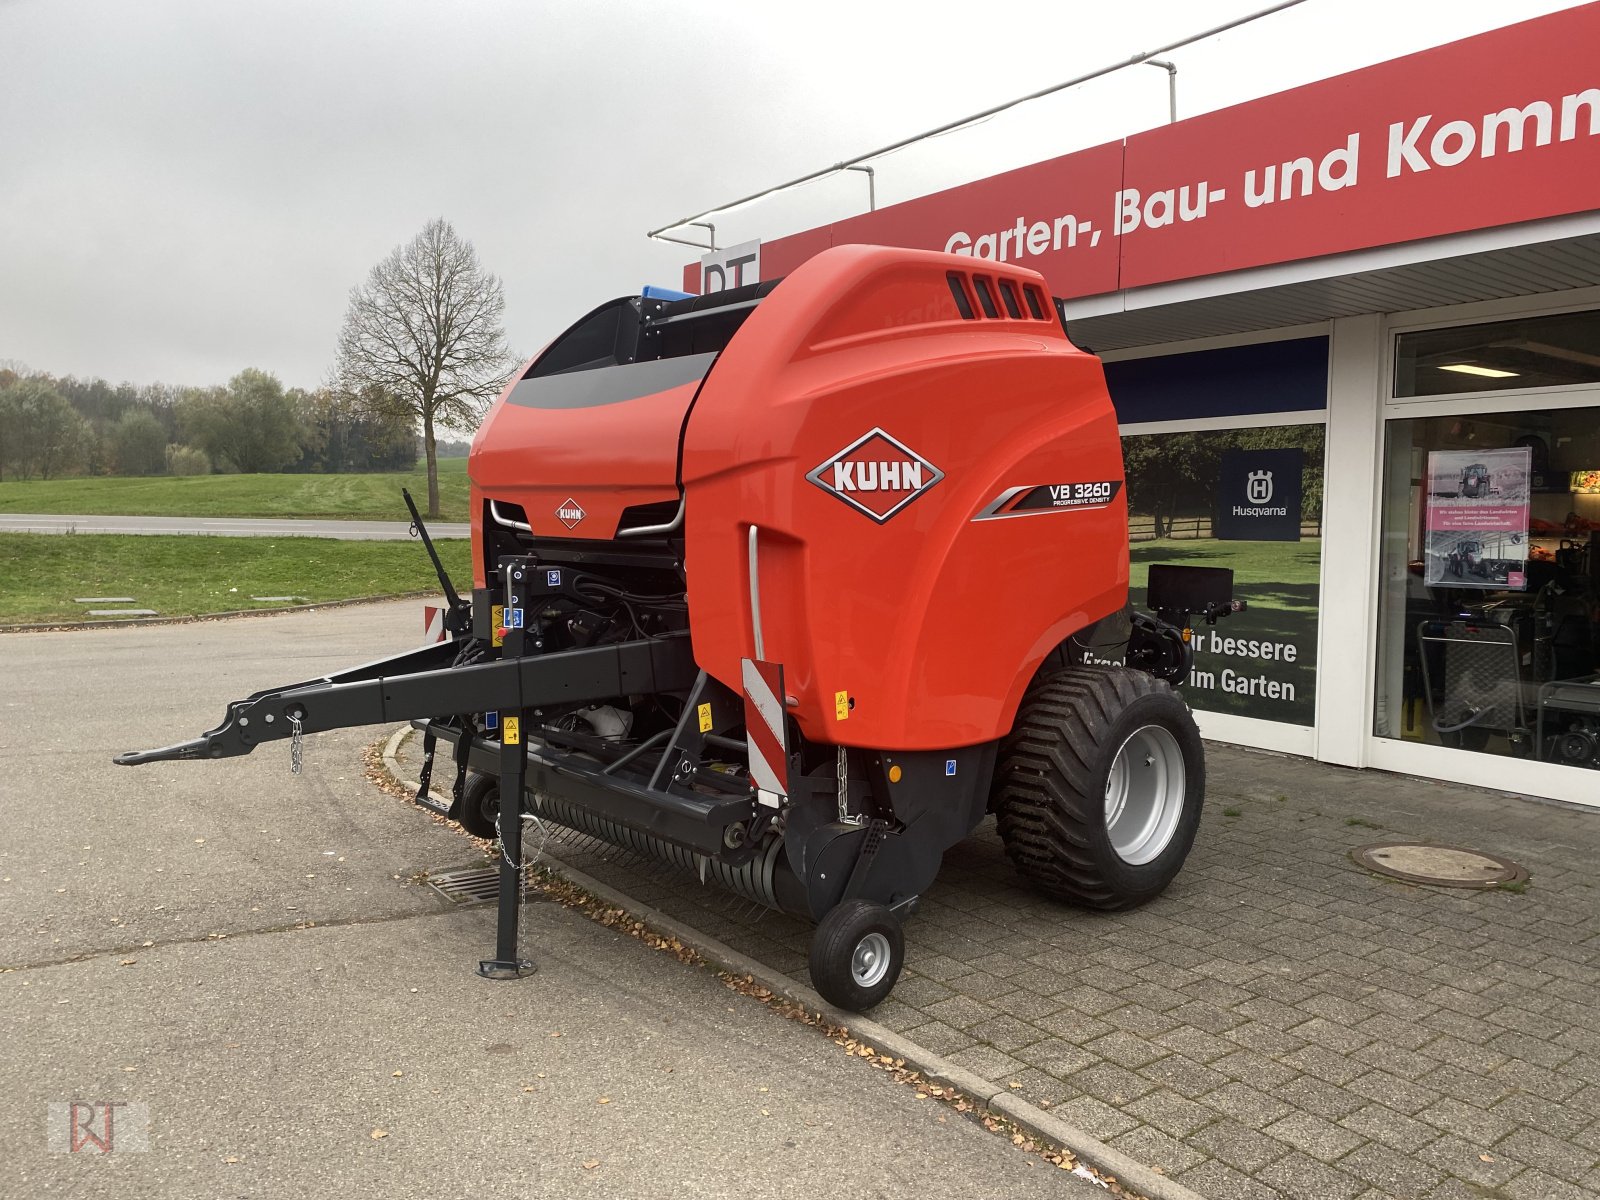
<box><xmin>456</xmin><ymin>771</ymin><xmax>500</xmax><ymax>840</ymax></box>
<box><xmin>993</xmin><ymin>665</ymin><xmax>1203</xmax><ymax>910</ymax></box>
<box><xmin>808</xmin><ymin>899</ymin><xmax>905</xmax><ymax>1012</ymax></box>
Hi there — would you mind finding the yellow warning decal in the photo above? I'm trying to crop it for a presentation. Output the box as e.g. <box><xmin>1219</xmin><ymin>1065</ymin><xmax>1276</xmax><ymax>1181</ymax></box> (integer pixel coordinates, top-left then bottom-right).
<box><xmin>835</xmin><ymin>690</ymin><xmax>850</xmax><ymax>721</ymax></box>
<box><xmin>697</xmin><ymin>703</ymin><xmax>714</xmax><ymax>734</ymax></box>
<box><xmin>503</xmin><ymin>716</ymin><xmax>520</xmax><ymax>745</ymax></box>
<box><xmin>491</xmin><ymin>604</ymin><xmax>505</xmax><ymax>647</ymax></box>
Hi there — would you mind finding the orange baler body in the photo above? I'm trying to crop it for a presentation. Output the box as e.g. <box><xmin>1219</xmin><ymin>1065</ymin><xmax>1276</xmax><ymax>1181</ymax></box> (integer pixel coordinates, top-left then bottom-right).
<box><xmin>469</xmin><ymin>245</ymin><xmax>1128</xmax><ymax>750</ymax></box>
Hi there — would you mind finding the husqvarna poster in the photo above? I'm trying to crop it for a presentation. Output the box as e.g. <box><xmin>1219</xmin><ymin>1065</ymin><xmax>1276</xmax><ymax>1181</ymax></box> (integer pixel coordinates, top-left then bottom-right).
<box><xmin>1423</xmin><ymin>447</ymin><xmax>1532</xmax><ymax>590</ymax></box>
<box><xmin>1215</xmin><ymin>448</ymin><xmax>1304</xmax><ymax>541</ymax></box>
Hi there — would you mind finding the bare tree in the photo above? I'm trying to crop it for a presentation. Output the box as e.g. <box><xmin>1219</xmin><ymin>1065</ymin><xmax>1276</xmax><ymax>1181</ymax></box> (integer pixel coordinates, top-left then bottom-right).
<box><xmin>334</xmin><ymin>219</ymin><xmax>517</xmax><ymax>518</ymax></box>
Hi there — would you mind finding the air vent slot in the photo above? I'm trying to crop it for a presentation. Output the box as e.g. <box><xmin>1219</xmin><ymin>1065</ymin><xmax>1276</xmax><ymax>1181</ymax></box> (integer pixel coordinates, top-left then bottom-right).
<box><xmin>1023</xmin><ymin>285</ymin><xmax>1046</xmax><ymax>320</ymax></box>
<box><xmin>998</xmin><ymin>279</ymin><xmax>1022</xmax><ymax>319</ymax></box>
<box><xmin>947</xmin><ymin>272</ymin><xmax>975</xmax><ymax>320</ymax></box>
<box><xmin>972</xmin><ymin>277</ymin><xmax>999</xmax><ymax>319</ymax></box>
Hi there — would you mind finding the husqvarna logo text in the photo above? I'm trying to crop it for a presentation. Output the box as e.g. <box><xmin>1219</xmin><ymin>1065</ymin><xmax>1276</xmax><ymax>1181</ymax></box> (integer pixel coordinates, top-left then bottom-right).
<box><xmin>808</xmin><ymin>429</ymin><xmax>945</xmax><ymax>523</ymax></box>
<box><xmin>1246</xmin><ymin>470</ymin><xmax>1274</xmax><ymax>504</ymax></box>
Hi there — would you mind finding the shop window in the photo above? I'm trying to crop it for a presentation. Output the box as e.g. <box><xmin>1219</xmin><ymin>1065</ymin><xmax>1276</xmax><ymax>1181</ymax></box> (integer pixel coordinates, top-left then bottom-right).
<box><xmin>1374</xmin><ymin>406</ymin><xmax>1600</xmax><ymax>771</ymax></box>
<box><xmin>1121</xmin><ymin>424</ymin><xmax>1325</xmax><ymax>726</ymax></box>
<box><xmin>1395</xmin><ymin>309</ymin><xmax>1600</xmax><ymax>397</ymax></box>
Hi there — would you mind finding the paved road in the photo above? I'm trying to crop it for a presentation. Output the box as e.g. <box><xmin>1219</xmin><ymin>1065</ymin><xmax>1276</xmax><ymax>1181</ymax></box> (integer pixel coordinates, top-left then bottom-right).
<box><xmin>0</xmin><ymin>513</ymin><xmax>471</xmax><ymax>540</ymax></box>
<box><xmin>0</xmin><ymin>602</ymin><xmax>1096</xmax><ymax>1199</ymax></box>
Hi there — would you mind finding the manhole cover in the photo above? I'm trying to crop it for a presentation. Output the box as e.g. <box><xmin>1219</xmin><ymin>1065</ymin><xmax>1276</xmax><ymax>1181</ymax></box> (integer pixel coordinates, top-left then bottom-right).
<box><xmin>427</xmin><ymin>865</ymin><xmax>545</xmax><ymax>904</ymax></box>
<box><xmin>1351</xmin><ymin>842</ymin><xmax>1528</xmax><ymax>889</ymax></box>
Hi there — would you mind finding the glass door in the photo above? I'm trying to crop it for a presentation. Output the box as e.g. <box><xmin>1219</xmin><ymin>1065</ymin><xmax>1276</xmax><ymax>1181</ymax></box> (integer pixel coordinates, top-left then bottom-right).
<box><xmin>1373</xmin><ymin>305</ymin><xmax>1600</xmax><ymax>790</ymax></box>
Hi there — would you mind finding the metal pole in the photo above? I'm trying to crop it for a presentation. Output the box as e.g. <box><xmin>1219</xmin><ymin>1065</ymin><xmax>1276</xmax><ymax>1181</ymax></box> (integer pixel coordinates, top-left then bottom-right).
<box><xmin>845</xmin><ymin>164</ymin><xmax>876</xmax><ymax>211</ymax></box>
<box><xmin>653</xmin><ymin>222</ymin><xmax>718</xmax><ymax>252</ymax></box>
<box><xmin>647</xmin><ymin>0</ymin><xmax>1307</xmax><ymax>241</ymax></box>
<box><xmin>1145</xmin><ymin>59</ymin><xmax>1178</xmax><ymax>123</ymax></box>
<box><xmin>653</xmin><ymin>232</ymin><xmax>715</xmax><ymax>251</ymax></box>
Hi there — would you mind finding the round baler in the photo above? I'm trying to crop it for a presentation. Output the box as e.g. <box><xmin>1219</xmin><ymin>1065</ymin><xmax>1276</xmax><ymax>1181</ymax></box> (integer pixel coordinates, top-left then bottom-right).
<box><xmin>117</xmin><ymin>245</ymin><xmax>1222</xmax><ymax>1012</ymax></box>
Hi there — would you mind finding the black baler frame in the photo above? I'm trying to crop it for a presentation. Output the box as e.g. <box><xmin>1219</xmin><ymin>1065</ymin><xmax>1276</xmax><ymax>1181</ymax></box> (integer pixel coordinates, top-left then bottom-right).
<box><xmin>114</xmin><ymin>541</ymin><xmax>1233</xmax><ymax>989</ymax></box>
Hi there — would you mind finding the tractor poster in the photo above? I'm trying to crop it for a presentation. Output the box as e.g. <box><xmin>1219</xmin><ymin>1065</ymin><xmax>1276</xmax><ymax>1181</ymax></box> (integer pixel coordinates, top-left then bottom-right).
<box><xmin>1423</xmin><ymin>447</ymin><xmax>1532</xmax><ymax>590</ymax></box>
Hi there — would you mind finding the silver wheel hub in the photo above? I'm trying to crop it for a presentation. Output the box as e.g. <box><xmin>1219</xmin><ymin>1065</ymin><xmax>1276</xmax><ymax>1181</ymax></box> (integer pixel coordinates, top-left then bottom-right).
<box><xmin>1104</xmin><ymin>724</ymin><xmax>1187</xmax><ymax>866</ymax></box>
<box><xmin>851</xmin><ymin>932</ymin><xmax>892</xmax><ymax>989</ymax></box>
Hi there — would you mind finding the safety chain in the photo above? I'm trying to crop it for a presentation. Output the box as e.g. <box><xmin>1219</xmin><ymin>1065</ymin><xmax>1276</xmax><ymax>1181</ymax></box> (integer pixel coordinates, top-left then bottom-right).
<box><xmin>496</xmin><ymin>811</ymin><xmax>550</xmax><ymax>961</ymax></box>
<box><xmin>288</xmin><ymin>713</ymin><xmax>304</xmax><ymax>776</ymax></box>
<box><xmin>495</xmin><ymin>810</ymin><xmax>550</xmax><ymax>873</ymax></box>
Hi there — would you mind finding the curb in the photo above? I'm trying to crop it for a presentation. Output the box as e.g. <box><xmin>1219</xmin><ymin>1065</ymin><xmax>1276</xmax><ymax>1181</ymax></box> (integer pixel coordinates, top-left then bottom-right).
<box><xmin>0</xmin><ymin>591</ymin><xmax>448</xmax><ymax>634</ymax></box>
<box><xmin>382</xmin><ymin>725</ymin><xmax>1203</xmax><ymax>1200</ymax></box>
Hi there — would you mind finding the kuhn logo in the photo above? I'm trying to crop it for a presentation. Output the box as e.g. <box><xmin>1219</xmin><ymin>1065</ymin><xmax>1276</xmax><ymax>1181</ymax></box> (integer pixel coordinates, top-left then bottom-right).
<box><xmin>806</xmin><ymin>428</ymin><xmax>944</xmax><ymax>523</ymax></box>
<box><xmin>555</xmin><ymin>498</ymin><xmax>586</xmax><ymax>529</ymax></box>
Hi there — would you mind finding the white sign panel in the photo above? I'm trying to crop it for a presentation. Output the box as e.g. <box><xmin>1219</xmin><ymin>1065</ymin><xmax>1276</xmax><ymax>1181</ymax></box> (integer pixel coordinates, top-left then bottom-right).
<box><xmin>700</xmin><ymin>240</ymin><xmax>761</xmax><ymax>293</ymax></box>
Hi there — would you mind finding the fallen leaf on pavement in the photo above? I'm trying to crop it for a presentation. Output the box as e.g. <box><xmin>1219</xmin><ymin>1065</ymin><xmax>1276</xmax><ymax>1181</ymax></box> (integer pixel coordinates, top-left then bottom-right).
<box><xmin>392</xmin><ymin>1071</ymin><xmax>403</xmax><ymax>1078</ymax></box>
<box><xmin>582</xmin><ymin>1159</ymin><xmax>599</xmax><ymax>1169</ymax></box>
<box><xmin>370</xmin><ymin>1130</ymin><xmax>388</xmax><ymax>1140</ymax></box>
<box><xmin>597</xmin><ymin>1097</ymin><xmax>610</xmax><ymax>1105</ymax></box>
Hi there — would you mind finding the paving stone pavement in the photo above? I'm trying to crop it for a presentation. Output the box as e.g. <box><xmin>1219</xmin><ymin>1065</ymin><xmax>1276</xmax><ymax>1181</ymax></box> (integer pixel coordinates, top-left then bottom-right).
<box><xmin>407</xmin><ymin>737</ymin><xmax>1600</xmax><ymax>1199</ymax></box>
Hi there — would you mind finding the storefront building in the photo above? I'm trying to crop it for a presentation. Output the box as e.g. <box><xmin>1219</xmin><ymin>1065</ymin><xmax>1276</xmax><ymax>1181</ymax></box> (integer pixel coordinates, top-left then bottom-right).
<box><xmin>685</xmin><ymin>4</ymin><xmax>1600</xmax><ymax>806</ymax></box>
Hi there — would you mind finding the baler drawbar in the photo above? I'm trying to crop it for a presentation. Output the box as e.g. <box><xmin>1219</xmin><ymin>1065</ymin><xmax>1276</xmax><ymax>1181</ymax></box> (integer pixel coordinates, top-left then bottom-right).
<box><xmin>118</xmin><ymin>244</ymin><xmax>1241</xmax><ymax>1010</ymax></box>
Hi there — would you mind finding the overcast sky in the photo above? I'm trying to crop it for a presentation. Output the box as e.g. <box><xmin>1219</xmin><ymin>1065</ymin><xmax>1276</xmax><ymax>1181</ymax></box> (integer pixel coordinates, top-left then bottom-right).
<box><xmin>0</xmin><ymin>0</ymin><xmax>1584</xmax><ymax>391</ymax></box>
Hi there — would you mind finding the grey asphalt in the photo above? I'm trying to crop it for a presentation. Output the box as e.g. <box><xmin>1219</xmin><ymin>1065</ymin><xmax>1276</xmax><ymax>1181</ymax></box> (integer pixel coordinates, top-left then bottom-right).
<box><xmin>0</xmin><ymin>513</ymin><xmax>470</xmax><ymax>539</ymax></box>
<box><xmin>0</xmin><ymin>601</ymin><xmax>1099</xmax><ymax>1198</ymax></box>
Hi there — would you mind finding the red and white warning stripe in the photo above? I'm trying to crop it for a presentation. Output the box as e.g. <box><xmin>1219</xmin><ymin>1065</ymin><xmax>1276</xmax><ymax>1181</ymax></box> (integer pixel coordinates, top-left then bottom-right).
<box><xmin>423</xmin><ymin>604</ymin><xmax>447</xmax><ymax>643</ymax></box>
<box><xmin>742</xmin><ymin>658</ymin><xmax>788</xmax><ymax>808</ymax></box>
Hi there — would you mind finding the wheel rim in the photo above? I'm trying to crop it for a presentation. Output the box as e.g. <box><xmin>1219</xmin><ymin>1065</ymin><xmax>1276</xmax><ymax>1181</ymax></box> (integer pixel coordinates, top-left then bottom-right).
<box><xmin>1104</xmin><ymin>724</ymin><xmax>1186</xmax><ymax>866</ymax></box>
<box><xmin>851</xmin><ymin>932</ymin><xmax>892</xmax><ymax>989</ymax></box>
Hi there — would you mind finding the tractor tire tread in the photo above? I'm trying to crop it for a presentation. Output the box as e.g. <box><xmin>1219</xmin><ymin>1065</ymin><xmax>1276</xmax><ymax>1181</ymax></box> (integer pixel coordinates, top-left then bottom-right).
<box><xmin>993</xmin><ymin>664</ymin><xmax>1202</xmax><ymax>911</ymax></box>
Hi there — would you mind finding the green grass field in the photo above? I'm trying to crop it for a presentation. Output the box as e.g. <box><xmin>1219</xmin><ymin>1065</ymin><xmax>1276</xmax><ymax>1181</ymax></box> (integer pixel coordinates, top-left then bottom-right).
<box><xmin>0</xmin><ymin>458</ymin><xmax>470</xmax><ymax>523</ymax></box>
<box><xmin>0</xmin><ymin>533</ymin><xmax>472</xmax><ymax>624</ymax></box>
<box><xmin>1130</xmin><ymin>536</ymin><xmax>1322</xmax><ymax>610</ymax></box>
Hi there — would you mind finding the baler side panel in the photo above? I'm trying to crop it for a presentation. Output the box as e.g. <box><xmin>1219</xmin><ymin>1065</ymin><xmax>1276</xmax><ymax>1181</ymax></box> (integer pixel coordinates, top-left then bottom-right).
<box><xmin>681</xmin><ymin>245</ymin><xmax>1128</xmax><ymax>750</ymax></box>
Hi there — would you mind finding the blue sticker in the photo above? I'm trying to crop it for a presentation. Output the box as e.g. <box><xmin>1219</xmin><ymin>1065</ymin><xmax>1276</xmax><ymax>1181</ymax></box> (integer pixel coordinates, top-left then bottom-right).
<box><xmin>509</xmin><ymin>607</ymin><xmax>525</xmax><ymax>629</ymax></box>
<box><xmin>547</xmin><ymin>569</ymin><xmax>562</xmax><ymax>588</ymax></box>
<box><xmin>945</xmin><ymin>759</ymin><xmax>957</xmax><ymax>777</ymax></box>
<box><xmin>485</xmin><ymin>711</ymin><xmax>499</xmax><ymax>730</ymax></box>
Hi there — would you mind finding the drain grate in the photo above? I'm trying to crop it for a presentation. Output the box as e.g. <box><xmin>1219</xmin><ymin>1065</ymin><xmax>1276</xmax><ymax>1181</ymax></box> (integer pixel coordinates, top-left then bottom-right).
<box><xmin>427</xmin><ymin>865</ymin><xmax>545</xmax><ymax>904</ymax></box>
<box><xmin>1352</xmin><ymin>842</ymin><xmax>1528</xmax><ymax>889</ymax></box>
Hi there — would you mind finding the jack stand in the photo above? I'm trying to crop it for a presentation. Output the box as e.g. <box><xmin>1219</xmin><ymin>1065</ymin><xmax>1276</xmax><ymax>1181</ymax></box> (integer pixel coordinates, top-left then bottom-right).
<box><xmin>478</xmin><ymin>558</ymin><xmax>539</xmax><ymax>980</ymax></box>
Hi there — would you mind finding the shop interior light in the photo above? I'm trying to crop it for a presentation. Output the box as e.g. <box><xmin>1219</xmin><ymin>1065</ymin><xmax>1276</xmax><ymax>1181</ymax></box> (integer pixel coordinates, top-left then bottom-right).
<box><xmin>1439</xmin><ymin>363</ymin><xmax>1520</xmax><ymax>378</ymax></box>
